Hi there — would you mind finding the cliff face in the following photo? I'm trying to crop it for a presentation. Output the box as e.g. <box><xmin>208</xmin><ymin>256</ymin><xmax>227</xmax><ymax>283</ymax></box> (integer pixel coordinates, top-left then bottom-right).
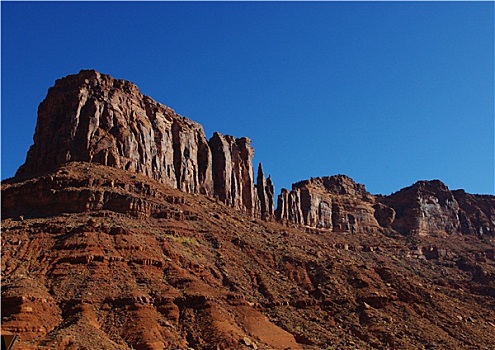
<box><xmin>3</xmin><ymin>70</ymin><xmax>495</xmax><ymax>350</ymax></box>
<box><xmin>4</xmin><ymin>162</ymin><xmax>495</xmax><ymax>350</ymax></box>
<box><xmin>379</xmin><ymin>180</ymin><xmax>495</xmax><ymax>237</ymax></box>
<box><xmin>209</xmin><ymin>133</ymin><xmax>257</xmax><ymax>216</ymax></box>
<box><xmin>256</xmin><ymin>163</ymin><xmax>275</xmax><ymax>220</ymax></box>
<box><xmin>12</xmin><ymin>70</ymin><xmax>493</xmax><ymax>237</ymax></box>
<box><xmin>275</xmin><ymin>175</ymin><xmax>384</xmax><ymax>233</ymax></box>
<box><xmin>276</xmin><ymin>177</ymin><xmax>495</xmax><ymax>238</ymax></box>
<box><xmin>15</xmin><ymin>70</ymin><xmax>274</xmax><ymax>217</ymax></box>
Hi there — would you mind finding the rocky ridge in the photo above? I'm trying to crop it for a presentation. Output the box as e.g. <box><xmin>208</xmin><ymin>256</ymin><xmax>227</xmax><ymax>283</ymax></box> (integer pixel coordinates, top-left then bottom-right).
<box><xmin>2</xmin><ymin>70</ymin><xmax>495</xmax><ymax>349</ymax></box>
<box><xmin>13</xmin><ymin>70</ymin><xmax>494</xmax><ymax>238</ymax></box>
<box><xmin>16</xmin><ymin>70</ymin><xmax>273</xmax><ymax>219</ymax></box>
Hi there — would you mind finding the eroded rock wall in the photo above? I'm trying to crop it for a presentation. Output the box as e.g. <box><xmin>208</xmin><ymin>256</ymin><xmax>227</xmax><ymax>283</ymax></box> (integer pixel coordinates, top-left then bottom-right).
<box><xmin>208</xmin><ymin>133</ymin><xmax>272</xmax><ymax>216</ymax></box>
<box><xmin>15</xmin><ymin>70</ymin><xmax>267</xmax><ymax>216</ymax></box>
<box><xmin>12</xmin><ymin>70</ymin><xmax>493</xmax><ymax>232</ymax></box>
<box><xmin>256</xmin><ymin>163</ymin><xmax>275</xmax><ymax>220</ymax></box>
<box><xmin>275</xmin><ymin>175</ymin><xmax>384</xmax><ymax>233</ymax></box>
<box><xmin>276</xmin><ymin>175</ymin><xmax>494</xmax><ymax>237</ymax></box>
<box><xmin>379</xmin><ymin>181</ymin><xmax>495</xmax><ymax>237</ymax></box>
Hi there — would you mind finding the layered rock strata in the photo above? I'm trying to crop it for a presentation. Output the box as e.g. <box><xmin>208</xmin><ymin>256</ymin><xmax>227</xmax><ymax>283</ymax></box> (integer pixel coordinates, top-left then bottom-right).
<box><xmin>15</xmin><ymin>70</ymin><xmax>274</xmax><ymax>217</ymax></box>
<box><xmin>13</xmin><ymin>70</ymin><xmax>494</xmax><ymax>236</ymax></box>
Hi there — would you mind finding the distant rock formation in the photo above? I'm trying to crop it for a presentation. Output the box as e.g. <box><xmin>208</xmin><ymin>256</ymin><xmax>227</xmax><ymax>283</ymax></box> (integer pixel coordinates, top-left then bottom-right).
<box><xmin>275</xmin><ymin>175</ymin><xmax>383</xmax><ymax>233</ymax></box>
<box><xmin>275</xmin><ymin>176</ymin><xmax>494</xmax><ymax>237</ymax></box>
<box><xmin>380</xmin><ymin>180</ymin><xmax>495</xmax><ymax>236</ymax></box>
<box><xmin>14</xmin><ymin>70</ymin><xmax>494</xmax><ymax>236</ymax></box>
<box><xmin>256</xmin><ymin>163</ymin><xmax>274</xmax><ymax>220</ymax></box>
<box><xmin>209</xmin><ymin>132</ymin><xmax>257</xmax><ymax>215</ymax></box>
<box><xmin>15</xmin><ymin>70</ymin><xmax>274</xmax><ymax>218</ymax></box>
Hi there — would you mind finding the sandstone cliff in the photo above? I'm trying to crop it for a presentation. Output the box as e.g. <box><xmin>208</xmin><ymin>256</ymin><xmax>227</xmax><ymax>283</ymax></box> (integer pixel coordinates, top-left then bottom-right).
<box><xmin>275</xmin><ymin>176</ymin><xmax>494</xmax><ymax>238</ymax></box>
<box><xmin>15</xmin><ymin>70</ymin><xmax>274</xmax><ymax>217</ymax></box>
<box><xmin>275</xmin><ymin>175</ymin><xmax>384</xmax><ymax>233</ymax></box>
<box><xmin>3</xmin><ymin>162</ymin><xmax>495</xmax><ymax>350</ymax></box>
<box><xmin>12</xmin><ymin>70</ymin><xmax>493</xmax><ymax>237</ymax></box>
<box><xmin>256</xmin><ymin>163</ymin><xmax>274</xmax><ymax>220</ymax></box>
<box><xmin>380</xmin><ymin>180</ymin><xmax>495</xmax><ymax>237</ymax></box>
<box><xmin>2</xmin><ymin>71</ymin><xmax>495</xmax><ymax>350</ymax></box>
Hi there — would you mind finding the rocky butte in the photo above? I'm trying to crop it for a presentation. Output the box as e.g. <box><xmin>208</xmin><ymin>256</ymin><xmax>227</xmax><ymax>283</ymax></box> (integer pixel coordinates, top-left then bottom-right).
<box><xmin>1</xmin><ymin>70</ymin><xmax>495</xmax><ymax>350</ymax></box>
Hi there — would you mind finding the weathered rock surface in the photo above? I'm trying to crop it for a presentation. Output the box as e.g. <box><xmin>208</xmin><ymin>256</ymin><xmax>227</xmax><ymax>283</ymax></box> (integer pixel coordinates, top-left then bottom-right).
<box><xmin>2</xmin><ymin>163</ymin><xmax>495</xmax><ymax>350</ymax></box>
<box><xmin>256</xmin><ymin>163</ymin><xmax>274</xmax><ymax>220</ymax></box>
<box><xmin>275</xmin><ymin>175</ymin><xmax>383</xmax><ymax>233</ymax></box>
<box><xmin>277</xmin><ymin>176</ymin><xmax>495</xmax><ymax>238</ymax></box>
<box><xmin>14</xmin><ymin>70</ymin><xmax>493</xmax><ymax>238</ymax></box>
<box><xmin>2</xmin><ymin>71</ymin><xmax>495</xmax><ymax>349</ymax></box>
<box><xmin>453</xmin><ymin>190</ymin><xmax>495</xmax><ymax>236</ymax></box>
<box><xmin>15</xmin><ymin>70</ymin><xmax>264</xmax><ymax>216</ymax></box>
<box><xmin>209</xmin><ymin>133</ymin><xmax>257</xmax><ymax>216</ymax></box>
<box><xmin>381</xmin><ymin>180</ymin><xmax>495</xmax><ymax>237</ymax></box>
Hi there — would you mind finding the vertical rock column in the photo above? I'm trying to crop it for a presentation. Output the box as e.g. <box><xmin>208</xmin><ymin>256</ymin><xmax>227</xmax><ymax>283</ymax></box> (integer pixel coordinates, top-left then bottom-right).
<box><xmin>275</xmin><ymin>188</ymin><xmax>304</xmax><ymax>225</ymax></box>
<box><xmin>209</xmin><ymin>133</ymin><xmax>257</xmax><ymax>215</ymax></box>
<box><xmin>171</xmin><ymin>119</ymin><xmax>213</xmax><ymax>195</ymax></box>
<box><xmin>256</xmin><ymin>163</ymin><xmax>274</xmax><ymax>220</ymax></box>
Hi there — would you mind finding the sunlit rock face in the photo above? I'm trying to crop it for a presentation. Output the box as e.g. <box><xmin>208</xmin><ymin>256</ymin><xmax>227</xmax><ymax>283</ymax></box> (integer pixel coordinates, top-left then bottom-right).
<box><xmin>276</xmin><ymin>175</ymin><xmax>383</xmax><ymax>233</ymax></box>
<box><xmin>16</xmin><ymin>70</ymin><xmax>213</xmax><ymax>195</ymax></box>
<box><xmin>14</xmin><ymin>70</ymin><xmax>493</xmax><ymax>236</ymax></box>
<box><xmin>15</xmin><ymin>70</ymin><xmax>275</xmax><ymax>216</ymax></box>
<box><xmin>452</xmin><ymin>190</ymin><xmax>495</xmax><ymax>236</ymax></box>
<box><xmin>380</xmin><ymin>180</ymin><xmax>495</xmax><ymax>237</ymax></box>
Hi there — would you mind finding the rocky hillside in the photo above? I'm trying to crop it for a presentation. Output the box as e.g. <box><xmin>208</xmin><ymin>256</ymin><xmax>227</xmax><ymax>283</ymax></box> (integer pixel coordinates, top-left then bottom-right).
<box><xmin>2</xmin><ymin>70</ymin><xmax>495</xmax><ymax>350</ymax></box>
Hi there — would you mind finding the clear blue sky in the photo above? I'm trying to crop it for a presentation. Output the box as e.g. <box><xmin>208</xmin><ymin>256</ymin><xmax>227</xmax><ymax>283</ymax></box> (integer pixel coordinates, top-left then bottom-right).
<box><xmin>2</xmin><ymin>2</ymin><xmax>494</xmax><ymax>195</ymax></box>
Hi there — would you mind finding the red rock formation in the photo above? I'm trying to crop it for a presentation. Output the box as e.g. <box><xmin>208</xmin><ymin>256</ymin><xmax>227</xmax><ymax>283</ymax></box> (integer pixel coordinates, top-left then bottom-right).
<box><xmin>381</xmin><ymin>180</ymin><xmax>462</xmax><ymax>236</ymax></box>
<box><xmin>3</xmin><ymin>71</ymin><xmax>495</xmax><ymax>350</ymax></box>
<box><xmin>275</xmin><ymin>188</ymin><xmax>304</xmax><ymax>225</ymax></box>
<box><xmin>256</xmin><ymin>163</ymin><xmax>274</xmax><ymax>220</ymax></box>
<box><xmin>452</xmin><ymin>190</ymin><xmax>495</xmax><ymax>236</ymax></box>
<box><xmin>209</xmin><ymin>132</ymin><xmax>257</xmax><ymax>215</ymax></box>
<box><xmin>16</xmin><ymin>70</ymin><xmax>213</xmax><ymax>195</ymax></box>
<box><xmin>378</xmin><ymin>180</ymin><xmax>495</xmax><ymax>237</ymax></box>
<box><xmin>276</xmin><ymin>175</ymin><xmax>383</xmax><ymax>233</ymax></box>
<box><xmin>15</xmin><ymin>70</ymin><xmax>264</xmax><ymax>216</ymax></box>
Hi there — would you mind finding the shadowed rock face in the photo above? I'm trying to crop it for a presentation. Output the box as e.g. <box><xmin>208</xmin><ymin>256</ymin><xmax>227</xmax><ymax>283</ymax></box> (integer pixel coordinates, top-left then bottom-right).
<box><xmin>209</xmin><ymin>133</ymin><xmax>257</xmax><ymax>215</ymax></box>
<box><xmin>256</xmin><ymin>163</ymin><xmax>274</xmax><ymax>220</ymax></box>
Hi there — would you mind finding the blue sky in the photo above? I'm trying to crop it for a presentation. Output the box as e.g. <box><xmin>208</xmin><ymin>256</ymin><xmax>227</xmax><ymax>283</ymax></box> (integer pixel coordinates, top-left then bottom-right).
<box><xmin>2</xmin><ymin>2</ymin><xmax>494</xmax><ymax>195</ymax></box>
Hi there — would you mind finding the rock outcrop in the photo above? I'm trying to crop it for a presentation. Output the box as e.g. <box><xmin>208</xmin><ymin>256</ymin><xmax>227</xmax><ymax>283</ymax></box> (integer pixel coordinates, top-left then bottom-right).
<box><xmin>256</xmin><ymin>163</ymin><xmax>274</xmax><ymax>220</ymax></box>
<box><xmin>379</xmin><ymin>180</ymin><xmax>495</xmax><ymax>237</ymax></box>
<box><xmin>275</xmin><ymin>175</ymin><xmax>383</xmax><ymax>233</ymax></box>
<box><xmin>11</xmin><ymin>70</ymin><xmax>493</xmax><ymax>236</ymax></box>
<box><xmin>453</xmin><ymin>190</ymin><xmax>495</xmax><ymax>236</ymax></box>
<box><xmin>209</xmin><ymin>133</ymin><xmax>257</xmax><ymax>216</ymax></box>
<box><xmin>15</xmin><ymin>70</ymin><xmax>272</xmax><ymax>217</ymax></box>
<box><xmin>380</xmin><ymin>180</ymin><xmax>461</xmax><ymax>236</ymax></box>
<box><xmin>3</xmin><ymin>70</ymin><xmax>495</xmax><ymax>350</ymax></box>
<box><xmin>275</xmin><ymin>176</ymin><xmax>495</xmax><ymax>238</ymax></box>
<box><xmin>16</xmin><ymin>70</ymin><xmax>212</xmax><ymax>195</ymax></box>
